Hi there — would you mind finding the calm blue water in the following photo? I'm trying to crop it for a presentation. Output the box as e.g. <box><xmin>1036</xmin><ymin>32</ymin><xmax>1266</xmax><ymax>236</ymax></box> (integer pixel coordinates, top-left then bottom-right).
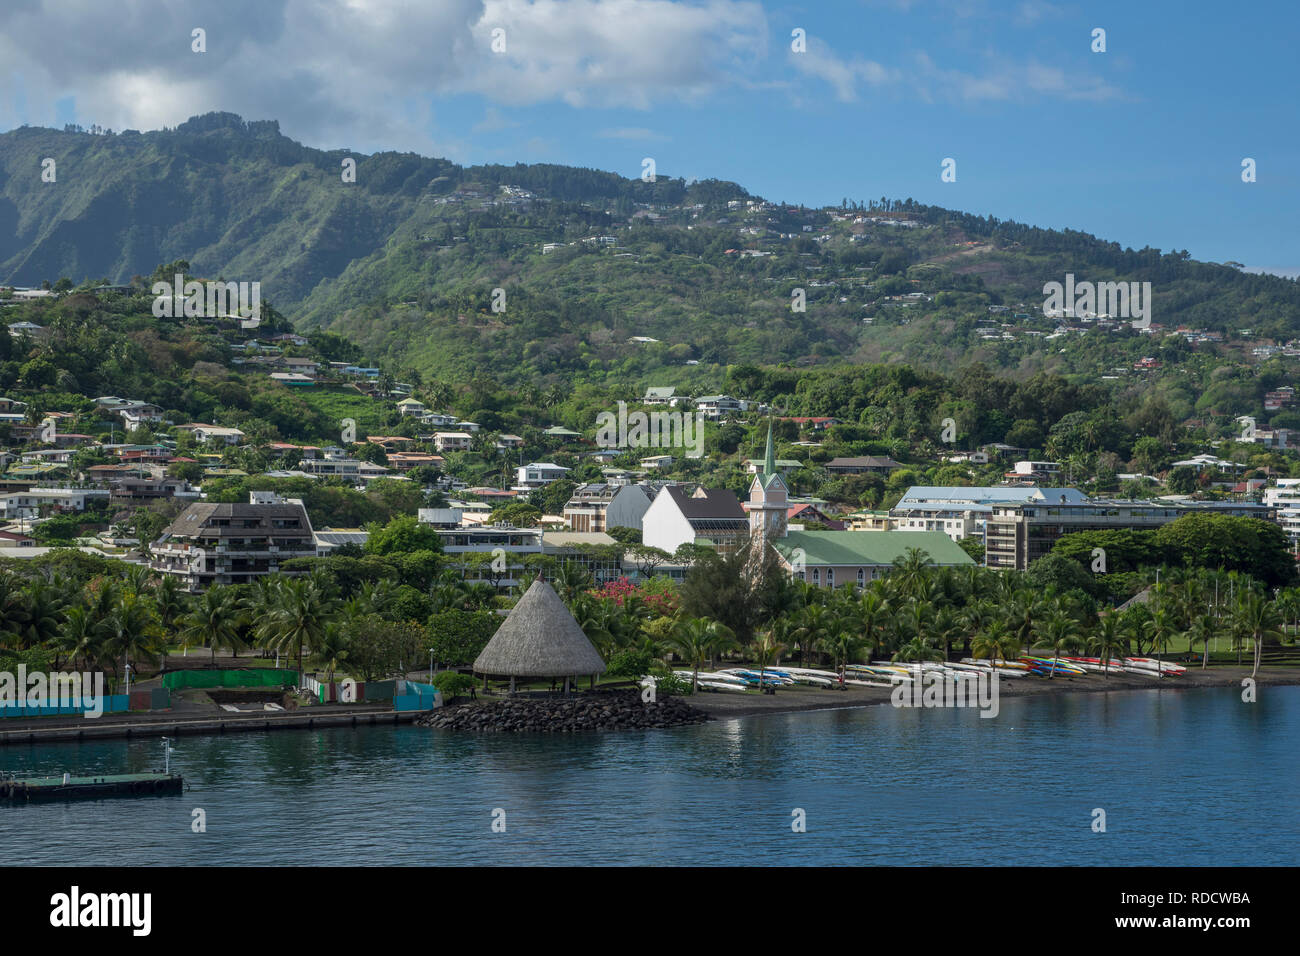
<box><xmin>2</xmin><ymin>686</ymin><xmax>1297</xmax><ymax>866</ymax></box>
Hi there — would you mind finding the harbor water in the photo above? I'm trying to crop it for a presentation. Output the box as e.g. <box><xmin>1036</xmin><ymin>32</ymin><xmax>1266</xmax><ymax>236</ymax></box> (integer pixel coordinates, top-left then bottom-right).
<box><xmin>2</xmin><ymin>685</ymin><xmax>1297</xmax><ymax>866</ymax></box>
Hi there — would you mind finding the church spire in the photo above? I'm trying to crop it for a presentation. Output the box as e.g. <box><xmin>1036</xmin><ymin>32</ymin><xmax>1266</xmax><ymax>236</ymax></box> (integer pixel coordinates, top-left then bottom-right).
<box><xmin>763</xmin><ymin>417</ymin><xmax>776</xmax><ymax>484</ymax></box>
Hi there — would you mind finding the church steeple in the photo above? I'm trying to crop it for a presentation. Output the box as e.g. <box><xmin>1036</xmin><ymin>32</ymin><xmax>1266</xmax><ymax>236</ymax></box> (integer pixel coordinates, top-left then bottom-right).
<box><xmin>762</xmin><ymin>418</ymin><xmax>776</xmax><ymax>486</ymax></box>
<box><xmin>748</xmin><ymin>415</ymin><xmax>788</xmax><ymax>545</ymax></box>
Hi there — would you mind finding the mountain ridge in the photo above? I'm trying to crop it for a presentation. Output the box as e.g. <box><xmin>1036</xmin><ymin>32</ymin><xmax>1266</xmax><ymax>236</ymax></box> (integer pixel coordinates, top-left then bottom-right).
<box><xmin>4</xmin><ymin>112</ymin><xmax>1299</xmax><ymax>385</ymax></box>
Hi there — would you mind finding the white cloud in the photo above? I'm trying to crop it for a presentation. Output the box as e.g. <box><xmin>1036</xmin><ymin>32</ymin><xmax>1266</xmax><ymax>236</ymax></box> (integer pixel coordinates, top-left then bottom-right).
<box><xmin>0</xmin><ymin>0</ymin><xmax>1117</xmax><ymax>154</ymax></box>
<box><xmin>462</xmin><ymin>0</ymin><xmax>768</xmax><ymax>108</ymax></box>
<box><xmin>791</xmin><ymin>43</ymin><xmax>1122</xmax><ymax>105</ymax></box>
<box><xmin>0</xmin><ymin>0</ymin><xmax>766</xmax><ymax>152</ymax></box>
<box><xmin>788</xmin><ymin>38</ymin><xmax>901</xmax><ymax>102</ymax></box>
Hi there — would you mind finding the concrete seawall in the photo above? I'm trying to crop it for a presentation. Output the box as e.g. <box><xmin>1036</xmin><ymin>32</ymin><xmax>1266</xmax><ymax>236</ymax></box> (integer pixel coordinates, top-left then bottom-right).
<box><xmin>0</xmin><ymin>707</ymin><xmax>421</xmax><ymax>746</ymax></box>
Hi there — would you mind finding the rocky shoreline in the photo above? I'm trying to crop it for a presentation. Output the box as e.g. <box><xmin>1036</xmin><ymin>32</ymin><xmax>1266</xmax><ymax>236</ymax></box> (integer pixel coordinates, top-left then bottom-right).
<box><xmin>417</xmin><ymin>690</ymin><xmax>712</xmax><ymax>732</ymax></box>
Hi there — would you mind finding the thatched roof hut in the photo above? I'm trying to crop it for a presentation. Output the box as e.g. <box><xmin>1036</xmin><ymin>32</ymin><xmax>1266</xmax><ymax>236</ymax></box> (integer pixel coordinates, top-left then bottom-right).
<box><xmin>473</xmin><ymin>579</ymin><xmax>606</xmax><ymax>690</ymax></box>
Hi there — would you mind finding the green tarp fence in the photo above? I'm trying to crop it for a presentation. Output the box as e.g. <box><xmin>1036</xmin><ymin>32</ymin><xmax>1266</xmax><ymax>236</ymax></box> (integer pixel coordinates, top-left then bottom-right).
<box><xmin>162</xmin><ymin>669</ymin><xmax>300</xmax><ymax>690</ymax></box>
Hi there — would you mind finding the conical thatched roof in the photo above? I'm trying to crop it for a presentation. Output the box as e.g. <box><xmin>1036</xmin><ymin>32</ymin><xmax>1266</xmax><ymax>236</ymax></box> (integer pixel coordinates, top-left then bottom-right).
<box><xmin>473</xmin><ymin>579</ymin><xmax>606</xmax><ymax>677</ymax></box>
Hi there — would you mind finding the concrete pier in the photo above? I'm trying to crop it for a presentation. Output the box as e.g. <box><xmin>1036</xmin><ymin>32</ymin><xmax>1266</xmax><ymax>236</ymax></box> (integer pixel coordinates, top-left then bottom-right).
<box><xmin>0</xmin><ymin>705</ymin><xmax>420</xmax><ymax>746</ymax></box>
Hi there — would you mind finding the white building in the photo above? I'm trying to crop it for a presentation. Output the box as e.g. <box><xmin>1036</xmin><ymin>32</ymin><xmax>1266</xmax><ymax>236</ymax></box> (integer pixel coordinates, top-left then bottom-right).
<box><xmin>694</xmin><ymin>395</ymin><xmax>743</xmax><ymax>420</ymax></box>
<box><xmin>515</xmin><ymin>462</ymin><xmax>570</xmax><ymax>489</ymax></box>
<box><xmin>1012</xmin><ymin>460</ymin><xmax>1061</xmax><ymax>477</ymax></box>
<box><xmin>1264</xmin><ymin>479</ymin><xmax>1300</xmax><ymax>551</ymax></box>
<box><xmin>434</xmin><ymin>432</ymin><xmax>473</xmax><ymax>452</ymax></box>
<box><xmin>562</xmin><ymin>483</ymin><xmax>654</xmax><ymax>533</ymax></box>
<box><xmin>0</xmin><ymin>488</ymin><xmax>110</xmax><ymax>520</ymax></box>
<box><xmin>642</xmin><ymin>485</ymin><xmax>749</xmax><ymax>555</ymax></box>
<box><xmin>295</xmin><ymin>458</ymin><xmax>391</xmax><ymax>481</ymax></box>
<box><xmin>188</xmin><ymin>425</ymin><xmax>245</xmax><ymax>445</ymax></box>
<box><xmin>890</xmin><ymin>485</ymin><xmax>1090</xmax><ymax>543</ymax></box>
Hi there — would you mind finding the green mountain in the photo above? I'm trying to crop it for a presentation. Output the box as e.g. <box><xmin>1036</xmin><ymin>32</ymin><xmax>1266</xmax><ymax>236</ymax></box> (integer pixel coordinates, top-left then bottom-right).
<box><xmin>4</xmin><ymin>111</ymin><xmax>1299</xmax><ymax>386</ymax></box>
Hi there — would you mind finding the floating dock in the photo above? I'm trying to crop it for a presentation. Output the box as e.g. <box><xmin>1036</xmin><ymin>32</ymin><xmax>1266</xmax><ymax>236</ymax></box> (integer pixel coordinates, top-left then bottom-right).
<box><xmin>1</xmin><ymin>772</ymin><xmax>183</xmax><ymax>802</ymax></box>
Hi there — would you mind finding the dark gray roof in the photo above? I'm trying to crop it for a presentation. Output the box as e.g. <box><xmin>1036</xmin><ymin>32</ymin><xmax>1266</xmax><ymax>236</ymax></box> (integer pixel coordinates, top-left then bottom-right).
<box><xmin>163</xmin><ymin>502</ymin><xmax>310</xmax><ymax>537</ymax></box>
<box><xmin>661</xmin><ymin>485</ymin><xmax>746</xmax><ymax>522</ymax></box>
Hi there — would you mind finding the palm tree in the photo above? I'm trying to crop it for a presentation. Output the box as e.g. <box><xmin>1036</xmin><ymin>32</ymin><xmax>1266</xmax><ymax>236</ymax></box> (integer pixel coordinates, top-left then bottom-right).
<box><xmin>892</xmin><ymin>635</ymin><xmax>943</xmax><ymax>672</ymax></box>
<box><xmin>178</xmin><ymin>587</ymin><xmax>245</xmax><ymax>660</ymax></box>
<box><xmin>554</xmin><ymin>560</ymin><xmax>594</xmax><ymax>604</ymax></box>
<box><xmin>312</xmin><ymin>625</ymin><xmax>351</xmax><ymax>686</ymax></box>
<box><xmin>792</xmin><ymin>603</ymin><xmax>835</xmax><ymax>666</ymax></box>
<box><xmin>151</xmin><ymin>574</ymin><xmax>188</xmax><ymax>639</ymax></box>
<box><xmin>816</xmin><ymin>622</ymin><xmax>863</xmax><ymax>688</ymax></box>
<box><xmin>429</xmin><ymin>569</ymin><xmax>472</xmax><ymax>611</ymax></box>
<box><xmin>359</xmin><ymin>579</ymin><xmax>397</xmax><ymax>615</ymax></box>
<box><xmin>750</xmin><ymin>630</ymin><xmax>787</xmax><ymax>691</ymax></box>
<box><xmin>123</xmin><ymin>564</ymin><xmax>155</xmax><ymax>595</ymax></box>
<box><xmin>889</xmin><ymin>547</ymin><xmax>933</xmax><ymax>600</ymax></box>
<box><xmin>853</xmin><ymin>587</ymin><xmax>892</xmax><ymax>660</ymax></box>
<box><xmin>55</xmin><ymin>604</ymin><xmax>103</xmax><ymax>672</ymax></box>
<box><xmin>571</xmin><ymin>596</ymin><xmax>618</xmax><ymax>658</ymax></box>
<box><xmin>101</xmin><ymin>590</ymin><xmax>163</xmax><ymax>687</ymax></box>
<box><xmin>0</xmin><ymin>574</ymin><xmax>33</xmax><ymax>650</ymax></box>
<box><xmin>1037</xmin><ymin>613</ymin><xmax>1082</xmax><ymax>678</ymax></box>
<box><xmin>666</xmin><ymin>618</ymin><xmax>737</xmax><ymax>692</ymax></box>
<box><xmin>971</xmin><ymin>619</ymin><xmax>1018</xmax><ymax>668</ymax></box>
<box><xmin>1143</xmin><ymin>605</ymin><xmax>1177</xmax><ymax>678</ymax></box>
<box><xmin>20</xmin><ymin>578</ymin><xmax>67</xmax><ymax>647</ymax></box>
<box><xmin>1236</xmin><ymin>592</ymin><xmax>1284</xmax><ymax>678</ymax></box>
<box><xmin>901</xmin><ymin>598</ymin><xmax>935</xmax><ymax>648</ymax></box>
<box><xmin>1275</xmin><ymin>587</ymin><xmax>1300</xmax><ymax>642</ymax></box>
<box><xmin>254</xmin><ymin>577</ymin><xmax>338</xmax><ymax>682</ymax></box>
<box><xmin>462</xmin><ymin>581</ymin><xmax>499</xmax><ymax>611</ymax></box>
<box><xmin>242</xmin><ymin>575</ymin><xmax>283</xmax><ymax>656</ymax></box>
<box><xmin>1185</xmin><ymin>613</ymin><xmax>1217</xmax><ymax>671</ymax></box>
<box><xmin>932</xmin><ymin>605</ymin><xmax>962</xmax><ymax>662</ymax></box>
<box><xmin>1007</xmin><ymin>589</ymin><xmax>1041</xmax><ymax>658</ymax></box>
<box><xmin>1089</xmin><ymin>615</ymin><xmax>1128</xmax><ymax>678</ymax></box>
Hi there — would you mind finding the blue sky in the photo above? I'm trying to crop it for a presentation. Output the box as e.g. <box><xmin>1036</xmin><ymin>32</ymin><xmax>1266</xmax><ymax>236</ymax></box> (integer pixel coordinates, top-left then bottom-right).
<box><xmin>3</xmin><ymin>0</ymin><xmax>1297</xmax><ymax>271</ymax></box>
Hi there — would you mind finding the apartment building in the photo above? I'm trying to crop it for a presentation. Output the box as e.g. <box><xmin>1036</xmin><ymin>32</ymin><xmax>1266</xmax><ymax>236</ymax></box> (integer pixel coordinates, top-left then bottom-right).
<box><xmin>890</xmin><ymin>486</ymin><xmax>1089</xmax><ymax>542</ymax></box>
<box><xmin>1263</xmin><ymin>478</ymin><xmax>1300</xmax><ymax>552</ymax></box>
<box><xmin>434</xmin><ymin>523</ymin><xmax>544</xmax><ymax>590</ymax></box>
<box><xmin>562</xmin><ymin>482</ymin><xmax>654</xmax><ymax>533</ymax></box>
<box><xmin>149</xmin><ymin>491</ymin><xmax>317</xmax><ymax>590</ymax></box>
<box><xmin>984</xmin><ymin>497</ymin><xmax>1274</xmax><ymax>570</ymax></box>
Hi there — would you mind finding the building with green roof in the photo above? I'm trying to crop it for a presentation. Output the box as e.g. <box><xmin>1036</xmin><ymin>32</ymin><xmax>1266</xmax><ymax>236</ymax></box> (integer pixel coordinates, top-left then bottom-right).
<box><xmin>773</xmin><ymin>529</ymin><xmax>974</xmax><ymax>587</ymax></box>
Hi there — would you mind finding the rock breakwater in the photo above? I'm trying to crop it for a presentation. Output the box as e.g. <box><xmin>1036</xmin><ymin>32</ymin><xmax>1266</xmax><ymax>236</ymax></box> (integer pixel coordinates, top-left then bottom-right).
<box><xmin>417</xmin><ymin>690</ymin><xmax>711</xmax><ymax>732</ymax></box>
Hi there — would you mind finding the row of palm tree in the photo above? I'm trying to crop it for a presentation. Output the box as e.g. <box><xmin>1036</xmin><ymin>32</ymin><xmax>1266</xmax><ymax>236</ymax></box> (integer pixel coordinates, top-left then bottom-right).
<box><xmin>3</xmin><ymin>549</ymin><xmax>1293</xmax><ymax>695</ymax></box>
<box><xmin>552</xmin><ymin>551</ymin><xmax>1294</xmax><ymax>683</ymax></box>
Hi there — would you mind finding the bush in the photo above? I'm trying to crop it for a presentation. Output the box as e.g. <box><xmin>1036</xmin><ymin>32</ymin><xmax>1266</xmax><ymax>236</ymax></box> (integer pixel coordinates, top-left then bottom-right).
<box><xmin>648</xmin><ymin>669</ymin><xmax>692</xmax><ymax>697</ymax></box>
<box><xmin>606</xmin><ymin>648</ymin><xmax>654</xmax><ymax>679</ymax></box>
<box><xmin>426</xmin><ymin>609</ymin><xmax>501</xmax><ymax>665</ymax></box>
<box><xmin>432</xmin><ymin>671</ymin><xmax>477</xmax><ymax>698</ymax></box>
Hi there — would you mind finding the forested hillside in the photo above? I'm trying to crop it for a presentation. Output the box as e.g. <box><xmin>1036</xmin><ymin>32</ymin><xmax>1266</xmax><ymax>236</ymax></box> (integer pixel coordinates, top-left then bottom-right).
<box><xmin>4</xmin><ymin>111</ymin><xmax>1300</xmax><ymax>391</ymax></box>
